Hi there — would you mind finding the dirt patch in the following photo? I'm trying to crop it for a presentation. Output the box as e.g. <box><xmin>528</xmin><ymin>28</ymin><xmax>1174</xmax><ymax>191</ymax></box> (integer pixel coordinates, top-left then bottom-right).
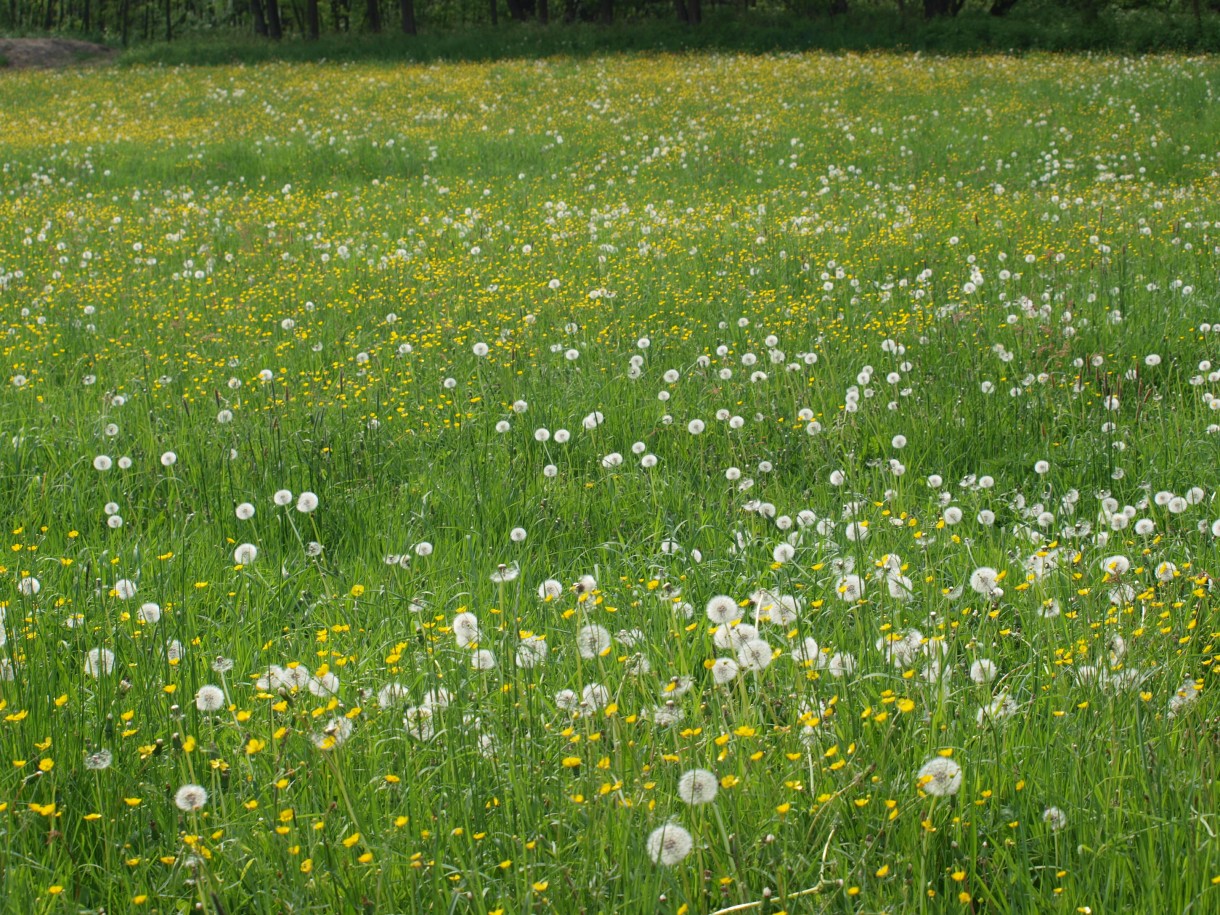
<box><xmin>0</xmin><ymin>38</ymin><xmax>116</xmax><ymax>70</ymax></box>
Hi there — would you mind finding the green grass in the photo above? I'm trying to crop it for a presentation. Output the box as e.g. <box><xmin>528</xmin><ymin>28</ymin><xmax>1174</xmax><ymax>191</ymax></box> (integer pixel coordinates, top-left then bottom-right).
<box><xmin>0</xmin><ymin>50</ymin><xmax>1219</xmax><ymax>914</ymax></box>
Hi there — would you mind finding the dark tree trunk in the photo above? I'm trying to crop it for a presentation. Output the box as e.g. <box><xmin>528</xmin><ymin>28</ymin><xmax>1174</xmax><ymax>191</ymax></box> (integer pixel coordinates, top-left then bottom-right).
<box><xmin>489</xmin><ymin>0</ymin><xmax>497</xmax><ymax>23</ymax></box>
<box><xmin>923</xmin><ymin>0</ymin><xmax>949</xmax><ymax>16</ymax></box>
<box><xmin>399</xmin><ymin>0</ymin><xmax>414</xmax><ymax>32</ymax></box>
<box><xmin>537</xmin><ymin>0</ymin><xmax>547</xmax><ymax>23</ymax></box>
<box><xmin>598</xmin><ymin>0</ymin><xmax>611</xmax><ymax>23</ymax></box>
<box><xmin>673</xmin><ymin>0</ymin><xmax>687</xmax><ymax>22</ymax></box>
<box><xmin>82</xmin><ymin>0</ymin><xmax>90</xmax><ymax>31</ymax></box>
<box><xmin>285</xmin><ymin>0</ymin><xmax>304</xmax><ymax>33</ymax></box>
<box><xmin>250</xmin><ymin>0</ymin><xmax>269</xmax><ymax>33</ymax></box>
<box><xmin>562</xmin><ymin>0</ymin><xmax>574</xmax><ymax>20</ymax></box>
<box><xmin>688</xmin><ymin>0</ymin><xmax>700</xmax><ymax>22</ymax></box>
<box><xmin>989</xmin><ymin>0</ymin><xmax>1017</xmax><ymax>13</ymax></box>
<box><xmin>266</xmin><ymin>0</ymin><xmax>283</xmax><ymax>37</ymax></box>
<box><xmin>365</xmin><ymin>0</ymin><xmax>380</xmax><ymax>30</ymax></box>
<box><xmin>164</xmin><ymin>0</ymin><xmax>171</xmax><ymax>39</ymax></box>
<box><xmin>505</xmin><ymin>0</ymin><xmax>525</xmax><ymax>21</ymax></box>
<box><xmin>43</xmin><ymin>0</ymin><xmax>54</xmax><ymax>30</ymax></box>
<box><xmin>830</xmin><ymin>0</ymin><xmax>847</xmax><ymax>12</ymax></box>
<box><xmin>306</xmin><ymin>0</ymin><xmax>319</xmax><ymax>35</ymax></box>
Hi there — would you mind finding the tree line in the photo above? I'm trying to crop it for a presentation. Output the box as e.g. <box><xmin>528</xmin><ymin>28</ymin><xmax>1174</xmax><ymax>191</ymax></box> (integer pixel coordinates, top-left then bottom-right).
<box><xmin>1</xmin><ymin>0</ymin><xmax>1215</xmax><ymax>46</ymax></box>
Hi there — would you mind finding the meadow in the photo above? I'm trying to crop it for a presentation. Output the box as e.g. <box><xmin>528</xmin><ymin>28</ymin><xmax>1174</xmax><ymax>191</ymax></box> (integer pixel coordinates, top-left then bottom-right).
<box><xmin>1</xmin><ymin>51</ymin><xmax>1220</xmax><ymax>913</ymax></box>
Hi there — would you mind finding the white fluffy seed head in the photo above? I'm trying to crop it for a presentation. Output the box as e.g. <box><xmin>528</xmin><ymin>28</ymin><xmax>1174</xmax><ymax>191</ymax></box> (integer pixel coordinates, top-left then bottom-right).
<box><xmin>646</xmin><ymin>822</ymin><xmax>694</xmax><ymax>865</ymax></box>
<box><xmin>916</xmin><ymin>756</ymin><xmax>962</xmax><ymax>797</ymax></box>
<box><xmin>195</xmin><ymin>684</ymin><xmax>226</xmax><ymax>712</ymax></box>
<box><xmin>677</xmin><ymin>769</ymin><xmax>719</xmax><ymax>805</ymax></box>
<box><xmin>174</xmin><ymin>783</ymin><xmax>209</xmax><ymax>812</ymax></box>
<box><xmin>706</xmin><ymin>595</ymin><xmax>740</xmax><ymax>624</ymax></box>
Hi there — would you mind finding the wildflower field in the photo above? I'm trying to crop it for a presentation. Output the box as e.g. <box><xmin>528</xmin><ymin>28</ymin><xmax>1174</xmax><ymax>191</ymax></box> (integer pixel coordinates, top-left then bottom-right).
<box><xmin>2</xmin><ymin>52</ymin><xmax>1220</xmax><ymax>914</ymax></box>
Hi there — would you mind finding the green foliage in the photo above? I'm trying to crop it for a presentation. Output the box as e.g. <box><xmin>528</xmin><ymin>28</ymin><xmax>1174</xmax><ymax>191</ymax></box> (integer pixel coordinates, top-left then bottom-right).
<box><xmin>4</xmin><ymin>0</ymin><xmax>1220</xmax><ymax>54</ymax></box>
<box><xmin>103</xmin><ymin>7</ymin><xmax>1220</xmax><ymax>64</ymax></box>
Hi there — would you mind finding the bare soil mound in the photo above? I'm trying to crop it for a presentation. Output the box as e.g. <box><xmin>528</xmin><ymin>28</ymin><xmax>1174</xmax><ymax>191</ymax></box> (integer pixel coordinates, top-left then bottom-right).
<box><xmin>0</xmin><ymin>38</ymin><xmax>116</xmax><ymax>69</ymax></box>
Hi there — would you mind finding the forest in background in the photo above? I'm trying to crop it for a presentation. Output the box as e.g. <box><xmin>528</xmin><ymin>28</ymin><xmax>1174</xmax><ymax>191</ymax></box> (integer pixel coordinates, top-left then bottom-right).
<box><xmin>3</xmin><ymin>0</ymin><xmax>1220</xmax><ymax>57</ymax></box>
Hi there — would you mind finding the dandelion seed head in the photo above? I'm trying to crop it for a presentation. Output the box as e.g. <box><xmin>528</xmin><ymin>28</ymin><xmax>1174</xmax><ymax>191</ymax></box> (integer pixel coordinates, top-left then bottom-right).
<box><xmin>677</xmin><ymin>769</ymin><xmax>719</xmax><ymax>806</ymax></box>
<box><xmin>646</xmin><ymin>822</ymin><xmax>694</xmax><ymax>865</ymax></box>
<box><xmin>916</xmin><ymin>756</ymin><xmax>962</xmax><ymax>797</ymax></box>
<box><xmin>174</xmin><ymin>784</ymin><xmax>208</xmax><ymax>812</ymax></box>
<box><xmin>195</xmin><ymin>684</ymin><xmax>225</xmax><ymax>712</ymax></box>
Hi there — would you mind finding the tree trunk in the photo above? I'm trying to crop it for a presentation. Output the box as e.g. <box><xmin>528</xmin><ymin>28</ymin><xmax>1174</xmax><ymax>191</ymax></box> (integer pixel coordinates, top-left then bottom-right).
<box><xmin>489</xmin><ymin>0</ymin><xmax>497</xmax><ymax>23</ymax></box>
<box><xmin>598</xmin><ymin>0</ymin><xmax>610</xmax><ymax>23</ymax></box>
<box><xmin>923</xmin><ymin>0</ymin><xmax>948</xmax><ymax>16</ymax></box>
<box><xmin>830</xmin><ymin>0</ymin><xmax>847</xmax><ymax>12</ymax></box>
<box><xmin>537</xmin><ymin>0</ymin><xmax>547</xmax><ymax>23</ymax></box>
<box><xmin>164</xmin><ymin>0</ymin><xmax>172</xmax><ymax>40</ymax></box>
<box><xmin>989</xmin><ymin>0</ymin><xmax>1017</xmax><ymax>13</ymax></box>
<box><xmin>688</xmin><ymin>0</ymin><xmax>700</xmax><ymax>22</ymax></box>
<box><xmin>399</xmin><ymin>0</ymin><xmax>414</xmax><ymax>32</ymax></box>
<box><xmin>82</xmin><ymin>0</ymin><xmax>90</xmax><ymax>31</ymax></box>
<box><xmin>505</xmin><ymin>0</ymin><xmax>525</xmax><ymax>20</ymax></box>
<box><xmin>291</xmin><ymin>0</ymin><xmax>307</xmax><ymax>33</ymax></box>
<box><xmin>365</xmin><ymin>0</ymin><xmax>379</xmax><ymax>30</ymax></box>
<box><xmin>266</xmin><ymin>0</ymin><xmax>283</xmax><ymax>36</ymax></box>
<box><xmin>306</xmin><ymin>0</ymin><xmax>319</xmax><ymax>35</ymax></box>
<box><xmin>250</xmin><ymin>0</ymin><xmax>269</xmax><ymax>33</ymax></box>
<box><xmin>673</xmin><ymin>0</ymin><xmax>687</xmax><ymax>22</ymax></box>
